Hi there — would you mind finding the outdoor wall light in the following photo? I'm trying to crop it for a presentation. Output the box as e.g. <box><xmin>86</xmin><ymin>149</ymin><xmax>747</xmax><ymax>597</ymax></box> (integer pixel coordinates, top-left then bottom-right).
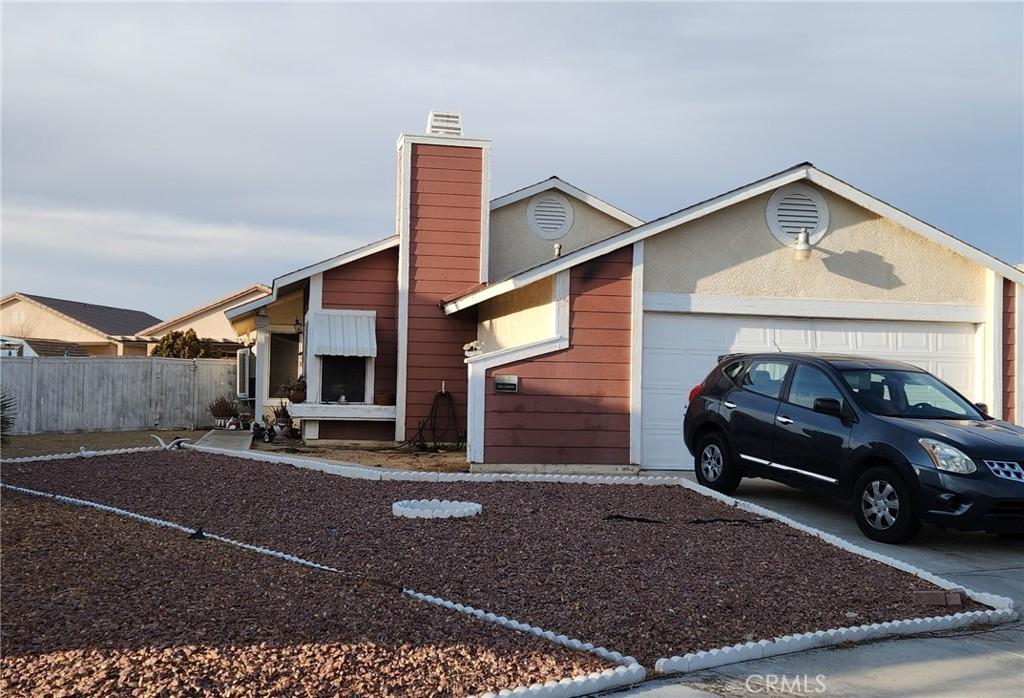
<box><xmin>794</xmin><ymin>228</ymin><xmax>812</xmax><ymax>260</ymax></box>
<box><xmin>293</xmin><ymin>318</ymin><xmax>303</xmax><ymax>334</ymax></box>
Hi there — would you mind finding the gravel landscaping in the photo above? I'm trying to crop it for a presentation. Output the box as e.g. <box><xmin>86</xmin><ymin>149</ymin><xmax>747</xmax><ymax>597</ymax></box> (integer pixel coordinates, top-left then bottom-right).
<box><xmin>1</xmin><ymin>493</ymin><xmax>609</xmax><ymax>697</ymax></box>
<box><xmin>1</xmin><ymin>451</ymin><xmax>985</xmax><ymax>668</ymax></box>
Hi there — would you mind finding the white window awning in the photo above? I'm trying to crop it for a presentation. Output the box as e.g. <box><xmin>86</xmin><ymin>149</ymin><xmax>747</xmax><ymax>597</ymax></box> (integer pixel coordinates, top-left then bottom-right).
<box><xmin>309</xmin><ymin>310</ymin><xmax>377</xmax><ymax>357</ymax></box>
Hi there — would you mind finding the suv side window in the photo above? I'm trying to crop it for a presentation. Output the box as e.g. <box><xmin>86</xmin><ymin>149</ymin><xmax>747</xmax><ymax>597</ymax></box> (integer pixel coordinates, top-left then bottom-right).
<box><xmin>717</xmin><ymin>360</ymin><xmax>746</xmax><ymax>389</ymax></box>
<box><xmin>740</xmin><ymin>360</ymin><xmax>791</xmax><ymax>399</ymax></box>
<box><xmin>787</xmin><ymin>364</ymin><xmax>844</xmax><ymax>409</ymax></box>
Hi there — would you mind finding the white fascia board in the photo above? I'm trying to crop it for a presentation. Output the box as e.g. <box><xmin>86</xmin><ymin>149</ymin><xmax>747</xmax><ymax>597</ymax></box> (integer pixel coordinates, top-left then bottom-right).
<box><xmin>444</xmin><ymin>166</ymin><xmax>811</xmax><ymax>314</ymax></box>
<box><xmin>490</xmin><ymin>177</ymin><xmax>645</xmax><ymax>228</ymax></box>
<box><xmin>643</xmin><ymin>293</ymin><xmax>988</xmax><ymax>323</ymax></box>
<box><xmin>395</xmin><ymin>133</ymin><xmax>492</xmax><ymax>151</ymax></box>
<box><xmin>806</xmin><ymin>170</ymin><xmax>1024</xmax><ymax>285</ymax></box>
<box><xmin>226</xmin><ymin>237</ymin><xmax>399</xmax><ymax>320</ymax></box>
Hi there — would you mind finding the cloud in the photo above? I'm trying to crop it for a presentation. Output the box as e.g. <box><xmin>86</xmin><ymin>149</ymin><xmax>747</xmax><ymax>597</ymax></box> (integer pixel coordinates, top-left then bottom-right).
<box><xmin>1</xmin><ymin>2</ymin><xmax>1021</xmax><ymax>317</ymax></box>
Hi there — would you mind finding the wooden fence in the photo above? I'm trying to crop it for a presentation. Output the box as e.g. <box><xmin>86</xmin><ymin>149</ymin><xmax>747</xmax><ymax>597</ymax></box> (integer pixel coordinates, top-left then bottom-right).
<box><xmin>0</xmin><ymin>357</ymin><xmax>236</xmax><ymax>434</ymax></box>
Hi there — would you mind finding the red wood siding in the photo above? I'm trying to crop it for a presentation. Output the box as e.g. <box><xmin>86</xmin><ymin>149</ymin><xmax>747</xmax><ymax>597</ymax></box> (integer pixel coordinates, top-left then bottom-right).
<box><xmin>318</xmin><ymin>420</ymin><xmax>395</xmax><ymax>441</ymax></box>
<box><xmin>403</xmin><ymin>143</ymin><xmax>482</xmax><ymax>439</ymax></box>
<box><xmin>483</xmin><ymin>247</ymin><xmax>633</xmax><ymax>464</ymax></box>
<box><xmin>1004</xmin><ymin>279</ymin><xmax>1017</xmax><ymax>423</ymax></box>
<box><xmin>322</xmin><ymin>248</ymin><xmax>399</xmax><ymax>403</ymax></box>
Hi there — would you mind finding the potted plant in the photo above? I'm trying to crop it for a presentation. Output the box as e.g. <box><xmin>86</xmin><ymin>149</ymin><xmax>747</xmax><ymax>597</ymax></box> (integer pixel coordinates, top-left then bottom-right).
<box><xmin>271</xmin><ymin>401</ymin><xmax>291</xmax><ymax>437</ymax></box>
<box><xmin>207</xmin><ymin>395</ymin><xmax>238</xmax><ymax>428</ymax></box>
<box><xmin>276</xmin><ymin>376</ymin><xmax>307</xmax><ymax>404</ymax></box>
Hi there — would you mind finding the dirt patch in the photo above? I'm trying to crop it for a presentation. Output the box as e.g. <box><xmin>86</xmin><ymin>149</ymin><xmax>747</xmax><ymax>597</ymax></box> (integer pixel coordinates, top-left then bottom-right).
<box><xmin>252</xmin><ymin>439</ymin><xmax>469</xmax><ymax>472</ymax></box>
<box><xmin>0</xmin><ymin>494</ymin><xmax>608</xmax><ymax>697</ymax></box>
<box><xmin>1</xmin><ymin>430</ymin><xmax>209</xmax><ymax>459</ymax></box>
<box><xmin>1</xmin><ymin>451</ymin><xmax>986</xmax><ymax>667</ymax></box>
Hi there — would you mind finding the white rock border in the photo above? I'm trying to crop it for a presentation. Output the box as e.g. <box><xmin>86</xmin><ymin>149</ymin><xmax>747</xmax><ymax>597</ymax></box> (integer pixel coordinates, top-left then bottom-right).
<box><xmin>179</xmin><ymin>444</ymin><xmax>1019</xmax><ymax>675</ymax></box>
<box><xmin>0</xmin><ymin>482</ymin><xmax>644</xmax><ymax>698</ymax></box>
<box><xmin>393</xmin><ymin>499</ymin><xmax>481</xmax><ymax>519</ymax></box>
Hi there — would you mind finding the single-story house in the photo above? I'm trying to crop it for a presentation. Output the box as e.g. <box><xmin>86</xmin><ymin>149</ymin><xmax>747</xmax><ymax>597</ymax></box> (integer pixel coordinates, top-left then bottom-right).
<box><xmin>0</xmin><ymin>293</ymin><xmax>162</xmax><ymax>357</ymax></box>
<box><xmin>138</xmin><ymin>283</ymin><xmax>270</xmax><ymax>356</ymax></box>
<box><xmin>227</xmin><ymin>111</ymin><xmax>1024</xmax><ymax>470</ymax></box>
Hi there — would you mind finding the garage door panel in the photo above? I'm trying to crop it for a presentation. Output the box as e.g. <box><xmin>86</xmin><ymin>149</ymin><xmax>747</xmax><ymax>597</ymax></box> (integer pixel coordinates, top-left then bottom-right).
<box><xmin>641</xmin><ymin>312</ymin><xmax>978</xmax><ymax>470</ymax></box>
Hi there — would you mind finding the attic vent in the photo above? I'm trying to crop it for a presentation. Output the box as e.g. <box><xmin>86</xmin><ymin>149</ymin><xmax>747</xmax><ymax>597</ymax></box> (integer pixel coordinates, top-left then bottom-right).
<box><xmin>527</xmin><ymin>192</ymin><xmax>574</xmax><ymax>240</ymax></box>
<box><xmin>766</xmin><ymin>184</ymin><xmax>830</xmax><ymax>248</ymax></box>
<box><xmin>426</xmin><ymin>111</ymin><xmax>463</xmax><ymax>137</ymax></box>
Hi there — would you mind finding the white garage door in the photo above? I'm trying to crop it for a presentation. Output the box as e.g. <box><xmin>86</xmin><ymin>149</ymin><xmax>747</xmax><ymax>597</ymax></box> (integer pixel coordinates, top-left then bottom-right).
<box><xmin>640</xmin><ymin>312</ymin><xmax>978</xmax><ymax>470</ymax></box>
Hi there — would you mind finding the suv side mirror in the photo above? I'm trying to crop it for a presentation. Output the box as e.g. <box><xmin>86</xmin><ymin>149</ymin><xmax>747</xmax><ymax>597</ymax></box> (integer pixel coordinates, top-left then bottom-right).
<box><xmin>974</xmin><ymin>403</ymin><xmax>989</xmax><ymax>416</ymax></box>
<box><xmin>813</xmin><ymin>397</ymin><xmax>844</xmax><ymax>418</ymax></box>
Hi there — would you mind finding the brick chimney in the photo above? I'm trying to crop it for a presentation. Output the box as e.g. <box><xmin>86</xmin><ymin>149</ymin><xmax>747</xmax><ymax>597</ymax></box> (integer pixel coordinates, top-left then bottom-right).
<box><xmin>394</xmin><ymin>112</ymin><xmax>491</xmax><ymax>441</ymax></box>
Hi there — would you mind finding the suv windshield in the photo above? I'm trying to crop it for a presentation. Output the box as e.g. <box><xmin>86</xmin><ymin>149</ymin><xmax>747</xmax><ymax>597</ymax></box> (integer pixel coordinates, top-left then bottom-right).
<box><xmin>840</xmin><ymin>369</ymin><xmax>982</xmax><ymax>420</ymax></box>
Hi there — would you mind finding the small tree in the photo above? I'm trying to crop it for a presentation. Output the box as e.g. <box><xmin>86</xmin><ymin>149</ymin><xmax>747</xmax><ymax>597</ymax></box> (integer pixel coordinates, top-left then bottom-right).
<box><xmin>151</xmin><ymin>329</ymin><xmax>213</xmax><ymax>359</ymax></box>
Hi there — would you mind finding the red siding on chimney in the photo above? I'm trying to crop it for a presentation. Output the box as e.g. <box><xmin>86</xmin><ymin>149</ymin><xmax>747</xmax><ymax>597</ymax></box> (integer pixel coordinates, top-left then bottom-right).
<box><xmin>404</xmin><ymin>143</ymin><xmax>482</xmax><ymax>438</ymax></box>
<box><xmin>1004</xmin><ymin>279</ymin><xmax>1017</xmax><ymax>423</ymax></box>
<box><xmin>483</xmin><ymin>247</ymin><xmax>633</xmax><ymax>465</ymax></box>
<box><xmin>322</xmin><ymin>247</ymin><xmax>399</xmax><ymax>402</ymax></box>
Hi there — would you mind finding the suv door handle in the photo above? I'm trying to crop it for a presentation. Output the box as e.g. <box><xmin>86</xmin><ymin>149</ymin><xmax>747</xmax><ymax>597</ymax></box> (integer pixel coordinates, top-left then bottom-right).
<box><xmin>723</xmin><ymin>401</ymin><xmax>737</xmax><ymax>409</ymax></box>
<box><xmin>776</xmin><ymin>415</ymin><xmax>794</xmax><ymax>425</ymax></box>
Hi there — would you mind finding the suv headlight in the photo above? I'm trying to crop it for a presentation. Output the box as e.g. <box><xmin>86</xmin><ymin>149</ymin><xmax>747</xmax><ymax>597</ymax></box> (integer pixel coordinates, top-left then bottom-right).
<box><xmin>919</xmin><ymin>439</ymin><xmax>977</xmax><ymax>474</ymax></box>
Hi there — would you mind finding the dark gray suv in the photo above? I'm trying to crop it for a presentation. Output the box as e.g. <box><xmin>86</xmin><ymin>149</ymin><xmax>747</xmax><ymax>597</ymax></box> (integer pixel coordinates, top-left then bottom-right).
<box><xmin>682</xmin><ymin>353</ymin><xmax>1024</xmax><ymax>543</ymax></box>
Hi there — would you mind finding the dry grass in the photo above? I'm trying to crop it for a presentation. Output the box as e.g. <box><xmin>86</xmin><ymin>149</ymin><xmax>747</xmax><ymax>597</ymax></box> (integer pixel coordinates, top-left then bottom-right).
<box><xmin>251</xmin><ymin>439</ymin><xmax>469</xmax><ymax>472</ymax></box>
<box><xmin>1</xmin><ymin>430</ymin><xmax>210</xmax><ymax>459</ymax></box>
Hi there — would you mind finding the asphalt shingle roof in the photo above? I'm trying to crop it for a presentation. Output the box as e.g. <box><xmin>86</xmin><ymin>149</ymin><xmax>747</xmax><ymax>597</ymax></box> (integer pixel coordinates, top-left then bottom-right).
<box><xmin>22</xmin><ymin>338</ymin><xmax>90</xmax><ymax>357</ymax></box>
<box><xmin>23</xmin><ymin>294</ymin><xmax>161</xmax><ymax>336</ymax></box>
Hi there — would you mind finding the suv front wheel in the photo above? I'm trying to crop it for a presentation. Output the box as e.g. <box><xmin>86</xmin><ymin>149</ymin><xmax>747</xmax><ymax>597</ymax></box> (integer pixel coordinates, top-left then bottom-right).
<box><xmin>694</xmin><ymin>431</ymin><xmax>742</xmax><ymax>494</ymax></box>
<box><xmin>853</xmin><ymin>466</ymin><xmax>921</xmax><ymax>544</ymax></box>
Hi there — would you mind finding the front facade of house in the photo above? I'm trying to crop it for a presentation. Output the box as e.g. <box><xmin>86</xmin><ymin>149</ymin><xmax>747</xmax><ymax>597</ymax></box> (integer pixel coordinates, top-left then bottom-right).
<box><xmin>228</xmin><ymin>112</ymin><xmax>1024</xmax><ymax>470</ymax></box>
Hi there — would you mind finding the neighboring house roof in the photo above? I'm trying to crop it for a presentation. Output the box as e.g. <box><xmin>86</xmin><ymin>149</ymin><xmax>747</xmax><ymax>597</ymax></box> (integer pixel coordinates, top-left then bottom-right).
<box><xmin>443</xmin><ymin>162</ymin><xmax>1024</xmax><ymax>314</ymax></box>
<box><xmin>491</xmin><ymin>176</ymin><xmax>644</xmax><ymax>227</ymax></box>
<box><xmin>140</xmin><ymin>283</ymin><xmax>271</xmax><ymax>335</ymax></box>
<box><xmin>9</xmin><ymin>293</ymin><xmax>162</xmax><ymax>335</ymax></box>
<box><xmin>22</xmin><ymin>338</ymin><xmax>89</xmax><ymax>357</ymax></box>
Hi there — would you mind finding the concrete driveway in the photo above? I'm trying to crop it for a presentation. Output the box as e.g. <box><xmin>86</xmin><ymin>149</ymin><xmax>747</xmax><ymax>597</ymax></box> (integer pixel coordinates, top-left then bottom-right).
<box><xmin>614</xmin><ymin>474</ymin><xmax>1024</xmax><ymax>698</ymax></box>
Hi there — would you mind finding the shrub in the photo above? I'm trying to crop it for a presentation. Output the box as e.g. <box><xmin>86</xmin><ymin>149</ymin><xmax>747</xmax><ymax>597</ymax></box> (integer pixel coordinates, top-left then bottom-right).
<box><xmin>152</xmin><ymin>329</ymin><xmax>214</xmax><ymax>359</ymax></box>
<box><xmin>208</xmin><ymin>395</ymin><xmax>239</xmax><ymax>420</ymax></box>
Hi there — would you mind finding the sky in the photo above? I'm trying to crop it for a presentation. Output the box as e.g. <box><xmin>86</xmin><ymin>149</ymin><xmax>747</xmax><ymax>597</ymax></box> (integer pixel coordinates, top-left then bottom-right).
<box><xmin>2</xmin><ymin>2</ymin><xmax>1022</xmax><ymax>319</ymax></box>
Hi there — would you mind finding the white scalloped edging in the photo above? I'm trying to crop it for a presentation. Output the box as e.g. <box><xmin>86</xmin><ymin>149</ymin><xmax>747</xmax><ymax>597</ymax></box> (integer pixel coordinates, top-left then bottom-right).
<box><xmin>393</xmin><ymin>499</ymin><xmax>481</xmax><ymax>519</ymax></box>
<box><xmin>2</xmin><ymin>436</ymin><xmax>191</xmax><ymax>463</ymax></box>
<box><xmin>406</xmin><ymin>590</ymin><xmax>645</xmax><ymax>698</ymax></box>
<box><xmin>0</xmin><ymin>482</ymin><xmax>643</xmax><ymax>698</ymax></box>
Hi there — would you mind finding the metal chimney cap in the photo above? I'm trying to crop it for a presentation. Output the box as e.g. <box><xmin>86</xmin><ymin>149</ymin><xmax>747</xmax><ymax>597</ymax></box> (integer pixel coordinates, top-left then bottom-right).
<box><xmin>426</xmin><ymin>111</ymin><xmax>463</xmax><ymax>137</ymax></box>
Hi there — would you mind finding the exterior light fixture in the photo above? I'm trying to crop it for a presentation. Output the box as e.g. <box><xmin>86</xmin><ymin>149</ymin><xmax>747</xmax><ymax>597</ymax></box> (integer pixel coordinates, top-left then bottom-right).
<box><xmin>293</xmin><ymin>318</ymin><xmax>303</xmax><ymax>334</ymax></box>
<box><xmin>794</xmin><ymin>228</ymin><xmax>812</xmax><ymax>260</ymax></box>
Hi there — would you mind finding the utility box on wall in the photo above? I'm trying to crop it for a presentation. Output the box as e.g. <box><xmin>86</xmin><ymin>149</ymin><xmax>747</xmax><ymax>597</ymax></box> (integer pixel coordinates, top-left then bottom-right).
<box><xmin>494</xmin><ymin>375</ymin><xmax>519</xmax><ymax>393</ymax></box>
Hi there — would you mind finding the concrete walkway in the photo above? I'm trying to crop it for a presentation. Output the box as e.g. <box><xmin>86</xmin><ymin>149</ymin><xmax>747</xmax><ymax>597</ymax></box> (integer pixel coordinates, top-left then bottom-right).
<box><xmin>193</xmin><ymin>429</ymin><xmax>253</xmax><ymax>451</ymax></box>
<box><xmin>614</xmin><ymin>474</ymin><xmax>1024</xmax><ymax>698</ymax></box>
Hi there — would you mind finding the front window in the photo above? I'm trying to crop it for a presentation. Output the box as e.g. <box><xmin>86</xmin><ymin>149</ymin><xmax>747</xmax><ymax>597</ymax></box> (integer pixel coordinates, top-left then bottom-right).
<box><xmin>787</xmin><ymin>364</ymin><xmax>844</xmax><ymax>410</ymax></box>
<box><xmin>840</xmin><ymin>369</ymin><xmax>981</xmax><ymax>420</ymax></box>
<box><xmin>321</xmin><ymin>356</ymin><xmax>366</xmax><ymax>403</ymax></box>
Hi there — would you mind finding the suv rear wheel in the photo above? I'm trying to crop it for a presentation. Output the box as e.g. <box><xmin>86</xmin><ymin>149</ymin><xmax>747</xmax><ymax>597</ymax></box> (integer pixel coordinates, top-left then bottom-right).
<box><xmin>694</xmin><ymin>432</ymin><xmax>742</xmax><ymax>494</ymax></box>
<box><xmin>853</xmin><ymin>466</ymin><xmax>921</xmax><ymax>544</ymax></box>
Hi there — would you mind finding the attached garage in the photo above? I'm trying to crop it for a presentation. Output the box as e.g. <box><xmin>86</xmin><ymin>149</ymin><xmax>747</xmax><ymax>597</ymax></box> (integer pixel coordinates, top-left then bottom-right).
<box><xmin>640</xmin><ymin>312</ymin><xmax>979</xmax><ymax>469</ymax></box>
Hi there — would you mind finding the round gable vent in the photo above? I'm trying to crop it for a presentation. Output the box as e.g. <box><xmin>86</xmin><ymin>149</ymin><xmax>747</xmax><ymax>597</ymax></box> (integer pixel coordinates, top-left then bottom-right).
<box><xmin>527</xmin><ymin>192</ymin><xmax>574</xmax><ymax>240</ymax></box>
<box><xmin>766</xmin><ymin>184</ymin><xmax>829</xmax><ymax>248</ymax></box>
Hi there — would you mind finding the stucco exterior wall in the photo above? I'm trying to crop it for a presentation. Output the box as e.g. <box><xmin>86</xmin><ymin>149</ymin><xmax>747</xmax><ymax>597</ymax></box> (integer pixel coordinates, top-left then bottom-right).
<box><xmin>0</xmin><ymin>298</ymin><xmax>109</xmax><ymax>344</ymax></box>
<box><xmin>149</xmin><ymin>289</ymin><xmax>267</xmax><ymax>341</ymax></box>
<box><xmin>488</xmin><ymin>191</ymin><xmax>631</xmax><ymax>281</ymax></box>
<box><xmin>477</xmin><ymin>276</ymin><xmax>555</xmax><ymax>353</ymax></box>
<box><xmin>644</xmin><ymin>186</ymin><xmax>987</xmax><ymax>304</ymax></box>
